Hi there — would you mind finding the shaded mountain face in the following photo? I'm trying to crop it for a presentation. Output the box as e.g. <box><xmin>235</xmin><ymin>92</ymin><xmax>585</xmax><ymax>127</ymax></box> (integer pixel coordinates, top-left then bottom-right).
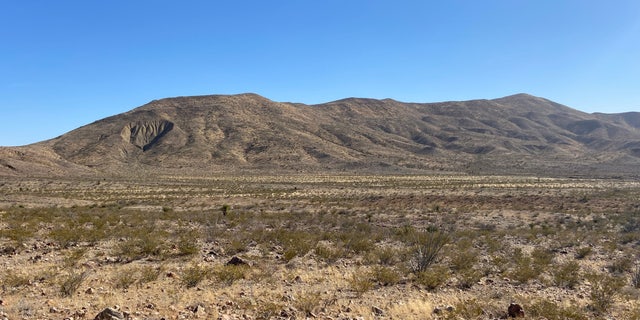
<box><xmin>2</xmin><ymin>93</ymin><xmax>640</xmax><ymax>177</ymax></box>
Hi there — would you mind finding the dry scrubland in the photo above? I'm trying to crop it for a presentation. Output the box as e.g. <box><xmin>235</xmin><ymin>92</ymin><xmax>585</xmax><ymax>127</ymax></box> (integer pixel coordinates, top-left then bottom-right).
<box><xmin>1</xmin><ymin>174</ymin><xmax>640</xmax><ymax>319</ymax></box>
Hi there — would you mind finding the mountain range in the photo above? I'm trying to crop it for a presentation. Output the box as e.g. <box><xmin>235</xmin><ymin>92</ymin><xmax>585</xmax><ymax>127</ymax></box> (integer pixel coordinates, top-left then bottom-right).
<box><xmin>1</xmin><ymin>93</ymin><xmax>639</xmax><ymax>177</ymax></box>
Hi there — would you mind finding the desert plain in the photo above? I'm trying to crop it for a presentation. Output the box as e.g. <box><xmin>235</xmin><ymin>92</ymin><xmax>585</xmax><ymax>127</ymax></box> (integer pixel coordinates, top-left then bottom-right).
<box><xmin>1</xmin><ymin>173</ymin><xmax>640</xmax><ymax>319</ymax></box>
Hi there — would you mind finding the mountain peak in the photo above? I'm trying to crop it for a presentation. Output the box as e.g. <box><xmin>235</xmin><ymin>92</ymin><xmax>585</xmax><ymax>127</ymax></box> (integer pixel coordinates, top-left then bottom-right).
<box><xmin>492</xmin><ymin>93</ymin><xmax>574</xmax><ymax>114</ymax></box>
<box><xmin>502</xmin><ymin>93</ymin><xmax>537</xmax><ymax>98</ymax></box>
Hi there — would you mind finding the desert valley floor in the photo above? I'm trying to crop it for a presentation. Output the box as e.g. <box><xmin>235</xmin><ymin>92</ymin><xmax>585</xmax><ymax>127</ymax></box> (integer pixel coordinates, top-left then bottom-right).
<box><xmin>1</xmin><ymin>173</ymin><xmax>640</xmax><ymax>319</ymax></box>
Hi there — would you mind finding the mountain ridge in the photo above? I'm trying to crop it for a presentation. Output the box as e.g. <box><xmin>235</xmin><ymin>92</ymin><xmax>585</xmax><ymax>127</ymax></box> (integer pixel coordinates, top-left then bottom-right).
<box><xmin>1</xmin><ymin>93</ymin><xmax>639</xmax><ymax>177</ymax></box>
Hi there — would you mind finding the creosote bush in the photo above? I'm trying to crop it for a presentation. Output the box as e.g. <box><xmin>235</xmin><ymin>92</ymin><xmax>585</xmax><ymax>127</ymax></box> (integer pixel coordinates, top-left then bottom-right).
<box><xmin>176</xmin><ymin>229</ymin><xmax>201</xmax><ymax>256</ymax></box>
<box><xmin>607</xmin><ymin>256</ymin><xmax>633</xmax><ymax>274</ymax></box>
<box><xmin>553</xmin><ymin>260</ymin><xmax>581</xmax><ymax>289</ymax></box>
<box><xmin>415</xmin><ymin>265</ymin><xmax>450</xmax><ymax>291</ymax></box>
<box><xmin>508</xmin><ymin>248</ymin><xmax>543</xmax><ymax>284</ymax></box>
<box><xmin>370</xmin><ymin>265</ymin><xmax>400</xmax><ymax>286</ymax></box>
<box><xmin>587</xmin><ymin>272</ymin><xmax>625</xmax><ymax>313</ymax></box>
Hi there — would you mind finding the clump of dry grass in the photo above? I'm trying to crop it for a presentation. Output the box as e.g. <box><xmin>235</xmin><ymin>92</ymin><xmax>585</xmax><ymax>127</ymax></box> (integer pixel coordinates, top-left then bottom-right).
<box><xmin>181</xmin><ymin>263</ymin><xmax>211</xmax><ymax>288</ymax></box>
<box><xmin>59</xmin><ymin>271</ymin><xmax>89</xmax><ymax>297</ymax></box>
<box><xmin>1</xmin><ymin>270</ymin><xmax>31</xmax><ymax>290</ymax></box>
<box><xmin>528</xmin><ymin>299</ymin><xmax>588</xmax><ymax>320</ymax></box>
<box><xmin>295</xmin><ymin>291</ymin><xmax>322</xmax><ymax>316</ymax></box>
<box><xmin>348</xmin><ymin>270</ymin><xmax>374</xmax><ymax>296</ymax></box>
<box><xmin>213</xmin><ymin>264</ymin><xmax>249</xmax><ymax>286</ymax></box>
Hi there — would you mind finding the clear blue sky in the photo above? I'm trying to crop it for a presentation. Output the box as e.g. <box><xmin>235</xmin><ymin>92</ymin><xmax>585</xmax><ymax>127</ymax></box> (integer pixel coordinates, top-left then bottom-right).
<box><xmin>1</xmin><ymin>1</ymin><xmax>639</xmax><ymax>146</ymax></box>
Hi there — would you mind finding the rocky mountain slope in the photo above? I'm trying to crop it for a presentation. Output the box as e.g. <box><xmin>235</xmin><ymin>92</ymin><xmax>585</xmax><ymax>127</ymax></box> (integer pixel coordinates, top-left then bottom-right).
<box><xmin>2</xmin><ymin>93</ymin><xmax>639</xmax><ymax>177</ymax></box>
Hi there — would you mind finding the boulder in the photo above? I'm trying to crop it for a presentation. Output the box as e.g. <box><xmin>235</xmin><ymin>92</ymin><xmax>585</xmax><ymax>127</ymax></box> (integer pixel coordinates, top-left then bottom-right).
<box><xmin>94</xmin><ymin>308</ymin><xmax>124</xmax><ymax>320</ymax></box>
<box><xmin>226</xmin><ymin>256</ymin><xmax>248</xmax><ymax>266</ymax></box>
<box><xmin>508</xmin><ymin>303</ymin><xmax>525</xmax><ymax>318</ymax></box>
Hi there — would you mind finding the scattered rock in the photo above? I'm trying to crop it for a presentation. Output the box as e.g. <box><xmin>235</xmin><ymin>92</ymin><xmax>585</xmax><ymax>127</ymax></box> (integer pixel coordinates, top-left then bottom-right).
<box><xmin>186</xmin><ymin>303</ymin><xmax>206</xmax><ymax>313</ymax></box>
<box><xmin>445</xmin><ymin>305</ymin><xmax>455</xmax><ymax>312</ymax></box>
<box><xmin>194</xmin><ymin>304</ymin><xmax>206</xmax><ymax>316</ymax></box>
<box><xmin>508</xmin><ymin>303</ymin><xmax>525</xmax><ymax>318</ymax></box>
<box><xmin>0</xmin><ymin>246</ymin><xmax>16</xmax><ymax>255</ymax></box>
<box><xmin>93</xmin><ymin>307</ymin><xmax>124</xmax><ymax>320</ymax></box>
<box><xmin>372</xmin><ymin>306</ymin><xmax>384</xmax><ymax>316</ymax></box>
<box><xmin>74</xmin><ymin>308</ymin><xmax>88</xmax><ymax>318</ymax></box>
<box><xmin>226</xmin><ymin>256</ymin><xmax>248</xmax><ymax>266</ymax></box>
<box><xmin>85</xmin><ymin>287</ymin><xmax>95</xmax><ymax>294</ymax></box>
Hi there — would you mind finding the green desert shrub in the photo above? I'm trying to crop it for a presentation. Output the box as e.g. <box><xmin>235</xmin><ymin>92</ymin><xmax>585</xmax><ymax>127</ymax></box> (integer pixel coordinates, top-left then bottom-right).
<box><xmin>575</xmin><ymin>246</ymin><xmax>593</xmax><ymax>259</ymax></box>
<box><xmin>587</xmin><ymin>273</ymin><xmax>625</xmax><ymax>313</ymax></box>
<box><xmin>607</xmin><ymin>256</ymin><xmax>633</xmax><ymax>274</ymax></box>
<box><xmin>182</xmin><ymin>263</ymin><xmax>211</xmax><ymax>288</ymax></box>
<box><xmin>62</xmin><ymin>248</ymin><xmax>87</xmax><ymax>268</ymax></box>
<box><xmin>456</xmin><ymin>268</ymin><xmax>482</xmax><ymax>289</ymax></box>
<box><xmin>415</xmin><ymin>265</ymin><xmax>450</xmax><ymax>291</ymax></box>
<box><xmin>114</xmin><ymin>230</ymin><xmax>167</xmax><ymax>261</ymax></box>
<box><xmin>371</xmin><ymin>246</ymin><xmax>397</xmax><ymax>266</ymax></box>
<box><xmin>531</xmin><ymin>247</ymin><xmax>554</xmax><ymax>270</ymax></box>
<box><xmin>508</xmin><ymin>248</ymin><xmax>545</xmax><ymax>284</ymax></box>
<box><xmin>528</xmin><ymin>299</ymin><xmax>588</xmax><ymax>320</ymax></box>
<box><xmin>176</xmin><ymin>229</ymin><xmax>201</xmax><ymax>256</ymax></box>
<box><xmin>445</xmin><ymin>299</ymin><xmax>485</xmax><ymax>319</ymax></box>
<box><xmin>450</xmin><ymin>248</ymin><xmax>478</xmax><ymax>272</ymax></box>
<box><xmin>370</xmin><ymin>265</ymin><xmax>400</xmax><ymax>286</ymax></box>
<box><xmin>113</xmin><ymin>271</ymin><xmax>137</xmax><ymax>290</ymax></box>
<box><xmin>49</xmin><ymin>224</ymin><xmax>83</xmax><ymax>248</ymax></box>
<box><xmin>553</xmin><ymin>260</ymin><xmax>581</xmax><ymax>289</ymax></box>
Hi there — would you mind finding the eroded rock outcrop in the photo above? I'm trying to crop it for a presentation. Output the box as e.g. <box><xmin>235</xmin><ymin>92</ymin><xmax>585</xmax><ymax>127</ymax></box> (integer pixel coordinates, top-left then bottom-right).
<box><xmin>121</xmin><ymin>120</ymin><xmax>173</xmax><ymax>151</ymax></box>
